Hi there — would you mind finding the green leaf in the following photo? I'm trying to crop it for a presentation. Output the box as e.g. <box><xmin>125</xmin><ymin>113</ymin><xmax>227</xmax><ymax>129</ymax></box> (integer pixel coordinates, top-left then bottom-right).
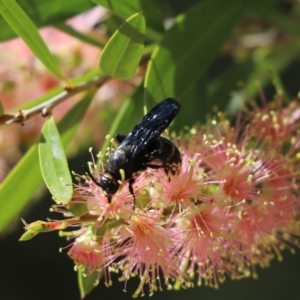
<box><xmin>93</xmin><ymin>0</ymin><xmax>164</xmax><ymax>36</ymax></box>
<box><xmin>99</xmin><ymin>12</ymin><xmax>145</xmax><ymax>80</ymax></box>
<box><xmin>92</xmin><ymin>0</ymin><xmax>140</xmax><ymax>18</ymax></box>
<box><xmin>0</xmin><ymin>0</ymin><xmax>64</xmax><ymax>79</ymax></box>
<box><xmin>0</xmin><ymin>101</ymin><xmax>3</xmax><ymax>116</ymax></box>
<box><xmin>78</xmin><ymin>267</ymin><xmax>99</xmax><ymax>299</ymax></box>
<box><xmin>100</xmin><ymin>84</ymin><xmax>144</xmax><ymax>153</ymax></box>
<box><xmin>0</xmin><ymin>0</ymin><xmax>95</xmax><ymax>42</ymax></box>
<box><xmin>249</xmin><ymin>0</ymin><xmax>300</xmax><ymax>38</ymax></box>
<box><xmin>144</xmin><ymin>0</ymin><xmax>245</xmax><ymax>103</ymax></box>
<box><xmin>178</xmin><ymin>76</ymin><xmax>208</xmax><ymax>126</ymax></box>
<box><xmin>140</xmin><ymin>0</ymin><xmax>164</xmax><ymax>33</ymax></box>
<box><xmin>208</xmin><ymin>58</ymin><xmax>255</xmax><ymax>112</ymax></box>
<box><xmin>39</xmin><ymin>117</ymin><xmax>73</xmax><ymax>204</ymax></box>
<box><xmin>55</xmin><ymin>23</ymin><xmax>105</xmax><ymax>48</ymax></box>
<box><xmin>100</xmin><ymin>97</ymin><xmax>133</xmax><ymax>153</ymax></box>
<box><xmin>245</xmin><ymin>43</ymin><xmax>300</xmax><ymax>99</ymax></box>
<box><xmin>0</xmin><ymin>146</ymin><xmax>41</xmax><ymax>233</ymax></box>
<box><xmin>0</xmin><ymin>95</ymin><xmax>92</xmax><ymax>233</ymax></box>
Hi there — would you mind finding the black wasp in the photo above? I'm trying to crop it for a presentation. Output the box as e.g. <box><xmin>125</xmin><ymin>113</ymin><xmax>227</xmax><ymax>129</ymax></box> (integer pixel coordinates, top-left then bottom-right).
<box><xmin>84</xmin><ymin>98</ymin><xmax>181</xmax><ymax>203</ymax></box>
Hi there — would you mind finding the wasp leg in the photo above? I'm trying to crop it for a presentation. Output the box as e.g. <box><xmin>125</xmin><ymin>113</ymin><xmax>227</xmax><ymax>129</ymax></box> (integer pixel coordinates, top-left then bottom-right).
<box><xmin>106</xmin><ymin>194</ymin><xmax>112</xmax><ymax>204</ymax></box>
<box><xmin>144</xmin><ymin>163</ymin><xmax>172</xmax><ymax>181</ymax></box>
<box><xmin>82</xmin><ymin>165</ymin><xmax>113</xmax><ymax>204</ymax></box>
<box><xmin>82</xmin><ymin>165</ymin><xmax>101</xmax><ymax>186</ymax></box>
<box><xmin>128</xmin><ymin>177</ymin><xmax>136</xmax><ymax>208</ymax></box>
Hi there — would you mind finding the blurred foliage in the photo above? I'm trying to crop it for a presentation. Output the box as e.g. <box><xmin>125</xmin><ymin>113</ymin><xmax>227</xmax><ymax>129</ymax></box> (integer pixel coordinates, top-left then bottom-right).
<box><xmin>0</xmin><ymin>0</ymin><xmax>300</xmax><ymax>299</ymax></box>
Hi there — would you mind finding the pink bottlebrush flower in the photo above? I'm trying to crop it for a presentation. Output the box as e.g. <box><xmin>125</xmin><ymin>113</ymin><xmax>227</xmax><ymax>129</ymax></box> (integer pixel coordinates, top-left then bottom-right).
<box><xmin>112</xmin><ymin>209</ymin><xmax>184</xmax><ymax>296</ymax></box>
<box><xmin>246</xmin><ymin>99</ymin><xmax>299</xmax><ymax>147</ymax></box>
<box><xmin>68</xmin><ymin>232</ymin><xmax>105</xmax><ymax>274</ymax></box>
<box><xmin>152</xmin><ymin>154</ymin><xmax>207</xmax><ymax>208</ymax></box>
<box><xmin>22</xmin><ymin>99</ymin><xmax>300</xmax><ymax>297</ymax></box>
<box><xmin>174</xmin><ymin>204</ymin><xmax>235</xmax><ymax>288</ymax></box>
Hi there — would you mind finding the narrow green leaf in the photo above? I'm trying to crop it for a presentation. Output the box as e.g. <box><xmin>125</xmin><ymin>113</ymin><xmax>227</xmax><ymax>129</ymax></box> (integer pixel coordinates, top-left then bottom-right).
<box><xmin>92</xmin><ymin>0</ymin><xmax>140</xmax><ymax>18</ymax></box>
<box><xmin>55</xmin><ymin>23</ymin><xmax>105</xmax><ymax>48</ymax></box>
<box><xmin>56</xmin><ymin>93</ymin><xmax>95</xmax><ymax>146</ymax></box>
<box><xmin>93</xmin><ymin>0</ymin><xmax>163</xmax><ymax>35</ymax></box>
<box><xmin>0</xmin><ymin>101</ymin><xmax>3</xmax><ymax>116</ymax></box>
<box><xmin>99</xmin><ymin>12</ymin><xmax>145</xmax><ymax>80</ymax></box>
<box><xmin>100</xmin><ymin>97</ymin><xmax>133</xmax><ymax>153</ymax></box>
<box><xmin>0</xmin><ymin>146</ymin><xmax>41</xmax><ymax>233</ymax></box>
<box><xmin>0</xmin><ymin>0</ymin><xmax>94</xmax><ymax>42</ymax></box>
<box><xmin>0</xmin><ymin>95</ymin><xmax>92</xmax><ymax>233</ymax></box>
<box><xmin>249</xmin><ymin>0</ymin><xmax>300</xmax><ymax>38</ymax></box>
<box><xmin>140</xmin><ymin>0</ymin><xmax>164</xmax><ymax>33</ymax></box>
<box><xmin>245</xmin><ymin>42</ymin><xmax>299</xmax><ymax>100</ymax></box>
<box><xmin>178</xmin><ymin>76</ymin><xmax>208</xmax><ymax>126</ymax></box>
<box><xmin>144</xmin><ymin>0</ymin><xmax>245</xmax><ymax>104</ymax></box>
<box><xmin>100</xmin><ymin>84</ymin><xmax>144</xmax><ymax>153</ymax></box>
<box><xmin>208</xmin><ymin>58</ymin><xmax>255</xmax><ymax>111</ymax></box>
<box><xmin>39</xmin><ymin>117</ymin><xmax>72</xmax><ymax>203</ymax></box>
<box><xmin>78</xmin><ymin>267</ymin><xmax>99</xmax><ymax>299</ymax></box>
<box><xmin>0</xmin><ymin>0</ymin><xmax>64</xmax><ymax>79</ymax></box>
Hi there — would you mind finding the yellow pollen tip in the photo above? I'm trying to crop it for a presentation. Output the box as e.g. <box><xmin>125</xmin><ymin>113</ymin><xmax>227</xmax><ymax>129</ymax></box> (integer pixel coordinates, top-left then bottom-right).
<box><xmin>119</xmin><ymin>169</ymin><xmax>125</xmax><ymax>182</ymax></box>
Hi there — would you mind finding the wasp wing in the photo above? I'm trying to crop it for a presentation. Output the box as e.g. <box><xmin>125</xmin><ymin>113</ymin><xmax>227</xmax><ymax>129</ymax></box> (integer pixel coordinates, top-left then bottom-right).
<box><xmin>118</xmin><ymin>98</ymin><xmax>180</xmax><ymax>157</ymax></box>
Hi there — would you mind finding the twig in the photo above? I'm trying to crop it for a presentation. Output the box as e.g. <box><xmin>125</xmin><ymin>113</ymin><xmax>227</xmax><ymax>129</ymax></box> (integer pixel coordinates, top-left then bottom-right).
<box><xmin>0</xmin><ymin>75</ymin><xmax>110</xmax><ymax>125</ymax></box>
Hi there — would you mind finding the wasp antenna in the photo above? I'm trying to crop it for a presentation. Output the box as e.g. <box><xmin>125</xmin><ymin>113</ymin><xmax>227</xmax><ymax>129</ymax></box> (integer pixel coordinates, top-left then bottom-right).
<box><xmin>82</xmin><ymin>165</ymin><xmax>102</xmax><ymax>187</ymax></box>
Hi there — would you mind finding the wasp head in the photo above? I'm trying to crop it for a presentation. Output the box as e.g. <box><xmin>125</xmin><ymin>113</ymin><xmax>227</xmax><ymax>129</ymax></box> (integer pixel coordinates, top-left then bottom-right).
<box><xmin>99</xmin><ymin>173</ymin><xmax>119</xmax><ymax>196</ymax></box>
<box><xmin>83</xmin><ymin>166</ymin><xmax>119</xmax><ymax>203</ymax></box>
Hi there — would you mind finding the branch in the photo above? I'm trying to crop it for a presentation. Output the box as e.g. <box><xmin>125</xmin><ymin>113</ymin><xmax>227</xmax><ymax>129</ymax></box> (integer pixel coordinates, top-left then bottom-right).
<box><xmin>0</xmin><ymin>75</ymin><xmax>110</xmax><ymax>125</ymax></box>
